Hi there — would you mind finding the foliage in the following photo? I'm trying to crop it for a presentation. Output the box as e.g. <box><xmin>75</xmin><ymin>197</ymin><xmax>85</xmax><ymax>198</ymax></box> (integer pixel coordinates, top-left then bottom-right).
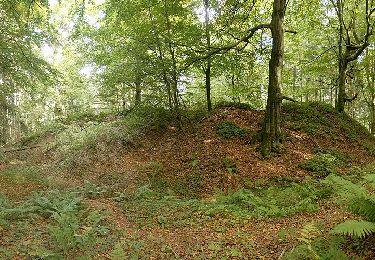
<box><xmin>299</xmin><ymin>153</ymin><xmax>339</xmax><ymax>177</ymax></box>
<box><xmin>283</xmin><ymin>224</ymin><xmax>347</xmax><ymax>260</ymax></box>
<box><xmin>325</xmin><ymin>174</ymin><xmax>375</xmax><ymax>239</ymax></box>
<box><xmin>216</xmin><ymin>121</ymin><xmax>248</xmax><ymax>139</ymax></box>
<box><xmin>206</xmin><ymin>184</ymin><xmax>320</xmax><ymax>218</ymax></box>
<box><xmin>120</xmin><ymin>181</ymin><xmax>326</xmax><ymax>227</ymax></box>
<box><xmin>0</xmin><ymin>188</ymin><xmax>112</xmax><ymax>258</ymax></box>
<box><xmin>51</xmin><ymin>105</ymin><xmax>173</xmax><ymax>167</ymax></box>
<box><xmin>333</xmin><ymin>220</ymin><xmax>375</xmax><ymax>239</ymax></box>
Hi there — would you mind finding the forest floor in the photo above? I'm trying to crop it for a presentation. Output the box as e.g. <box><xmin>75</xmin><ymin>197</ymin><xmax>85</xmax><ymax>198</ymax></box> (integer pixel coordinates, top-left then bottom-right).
<box><xmin>1</xmin><ymin>102</ymin><xmax>375</xmax><ymax>259</ymax></box>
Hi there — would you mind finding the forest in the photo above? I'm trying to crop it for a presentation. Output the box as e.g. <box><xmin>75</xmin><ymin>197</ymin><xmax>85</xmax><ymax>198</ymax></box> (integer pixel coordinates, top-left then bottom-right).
<box><xmin>1</xmin><ymin>0</ymin><xmax>375</xmax><ymax>259</ymax></box>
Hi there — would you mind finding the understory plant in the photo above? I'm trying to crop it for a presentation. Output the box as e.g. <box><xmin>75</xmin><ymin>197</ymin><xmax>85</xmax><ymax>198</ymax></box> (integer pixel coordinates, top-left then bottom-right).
<box><xmin>325</xmin><ymin>174</ymin><xmax>375</xmax><ymax>239</ymax></box>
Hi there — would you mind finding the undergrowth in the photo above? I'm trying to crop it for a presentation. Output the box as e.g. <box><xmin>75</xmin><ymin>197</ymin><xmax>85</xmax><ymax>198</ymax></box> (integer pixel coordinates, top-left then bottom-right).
<box><xmin>283</xmin><ymin>223</ymin><xmax>347</xmax><ymax>260</ymax></box>
<box><xmin>51</xmin><ymin>105</ymin><xmax>173</xmax><ymax>168</ymax></box>
<box><xmin>0</xmin><ymin>189</ymin><xmax>114</xmax><ymax>259</ymax></box>
<box><xmin>118</xmin><ymin>181</ymin><xmax>328</xmax><ymax>227</ymax></box>
<box><xmin>299</xmin><ymin>153</ymin><xmax>340</xmax><ymax>177</ymax></box>
<box><xmin>283</xmin><ymin>102</ymin><xmax>375</xmax><ymax>156</ymax></box>
<box><xmin>216</xmin><ymin>121</ymin><xmax>248</xmax><ymax>139</ymax></box>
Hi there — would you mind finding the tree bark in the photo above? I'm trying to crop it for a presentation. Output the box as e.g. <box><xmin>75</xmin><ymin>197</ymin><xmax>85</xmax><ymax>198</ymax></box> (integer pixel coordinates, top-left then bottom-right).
<box><xmin>204</xmin><ymin>0</ymin><xmax>212</xmax><ymax>111</ymax></box>
<box><xmin>259</xmin><ymin>0</ymin><xmax>286</xmax><ymax>156</ymax></box>
<box><xmin>334</xmin><ymin>0</ymin><xmax>374</xmax><ymax>112</ymax></box>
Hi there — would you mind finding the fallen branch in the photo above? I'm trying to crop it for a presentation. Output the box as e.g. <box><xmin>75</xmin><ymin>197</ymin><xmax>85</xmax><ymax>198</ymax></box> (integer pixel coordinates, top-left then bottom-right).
<box><xmin>3</xmin><ymin>145</ymin><xmax>43</xmax><ymax>153</ymax></box>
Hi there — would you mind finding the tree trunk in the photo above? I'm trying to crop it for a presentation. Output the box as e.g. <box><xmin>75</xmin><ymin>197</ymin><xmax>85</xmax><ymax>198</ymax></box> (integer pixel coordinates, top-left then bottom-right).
<box><xmin>135</xmin><ymin>74</ymin><xmax>142</xmax><ymax>107</ymax></box>
<box><xmin>371</xmin><ymin>97</ymin><xmax>375</xmax><ymax>134</ymax></box>
<box><xmin>204</xmin><ymin>0</ymin><xmax>212</xmax><ymax>111</ymax></box>
<box><xmin>336</xmin><ymin>59</ymin><xmax>348</xmax><ymax>112</ymax></box>
<box><xmin>259</xmin><ymin>0</ymin><xmax>285</xmax><ymax>156</ymax></box>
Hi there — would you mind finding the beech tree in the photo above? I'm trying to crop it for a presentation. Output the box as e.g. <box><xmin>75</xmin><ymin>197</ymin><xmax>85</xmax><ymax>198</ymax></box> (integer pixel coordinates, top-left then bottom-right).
<box><xmin>259</xmin><ymin>0</ymin><xmax>287</xmax><ymax>156</ymax></box>
<box><xmin>330</xmin><ymin>0</ymin><xmax>375</xmax><ymax>112</ymax></box>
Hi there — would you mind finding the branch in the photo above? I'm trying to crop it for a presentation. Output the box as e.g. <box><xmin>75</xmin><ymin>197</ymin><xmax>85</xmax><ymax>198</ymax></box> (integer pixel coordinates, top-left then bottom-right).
<box><xmin>285</xmin><ymin>29</ymin><xmax>297</xmax><ymax>34</ymax></box>
<box><xmin>184</xmin><ymin>23</ymin><xmax>271</xmax><ymax>69</ymax></box>
<box><xmin>207</xmin><ymin>24</ymin><xmax>271</xmax><ymax>56</ymax></box>
<box><xmin>282</xmin><ymin>96</ymin><xmax>298</xmax><ymax>102</ymax></box>
<box><xmin>346</xmin><ymin>42</ymin><xmax>370</xmax><ymax>62</ymax></box>
<box><xmin>304</xmin><ymin>46</ymin><xmax>336</xmax><ymax>65</ymax></box>
<box><xmin>3</xmin><ymin>145</ymin><xmax>43</xmax><ymax>153</ymax></box>
<box><xmin>344</xmin><ymin>93</ymin><xmax>358</xmax><ymax>103</ymax></box>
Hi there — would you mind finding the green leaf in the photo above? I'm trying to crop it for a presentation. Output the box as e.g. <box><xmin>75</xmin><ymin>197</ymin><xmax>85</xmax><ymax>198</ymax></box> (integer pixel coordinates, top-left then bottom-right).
<box><xmin>332</xmin><ymin>220</ymin><xmax>375</xmax><ymax>238</ymax></box>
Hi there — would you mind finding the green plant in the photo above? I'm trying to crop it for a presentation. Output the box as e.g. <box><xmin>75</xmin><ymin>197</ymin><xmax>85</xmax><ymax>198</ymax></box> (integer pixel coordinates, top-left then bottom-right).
<box><xmin>326</xmin><ymin>174</ymin><xmax>375</xmax><ymax>239</ymax></box>
<box><xmin>283</xmin><ymin>231</ymin><xmax>347</xmax><ymax>260</ymax></box>
<box><xmin>81</xmin><ymin>181</ymin><xmax>107</xmax><ymax>198</ymax></box>
<box><xmin>216</xmin><ymin>121</ymin><xmax>248</xmax><ymax>139</ymax></box>
<box><xmin>299</xmin><ymin>153</ymin><xmax>339</xmax><ymax>177</ymax></box>
<box><xmin>49</xmin><ymin>212</ymin><xmax>80</xmax><ymax>253</ymax></box>
<box><xmin>144</xmin><ymin>161</ymin><xmax>168</xmax><ymax>191</ymax></box>
<box><xmin>204</xmin><ymin>183</ymin><xmax>320</xmax><ymax>218</ymax></box>
<box><xmin>27</xmin><ymin>189</ymin><xmax>83</xmax><ymax>217</ymax></box>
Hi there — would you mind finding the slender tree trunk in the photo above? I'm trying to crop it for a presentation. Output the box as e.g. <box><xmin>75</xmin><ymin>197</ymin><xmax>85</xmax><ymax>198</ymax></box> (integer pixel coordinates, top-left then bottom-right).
<box><xmin>336</xmin><ymin>0</ymin><xmax>346</xmax><ymax>112</ymax></box>
<box><xmin>337</xmin><ymin>59</ymin><xmax>348</xmax><ymax>112</ymax></box>
<box><xmin>259</xmin><ymin>0</ymin><xmax>286</xmax><ymax>156</ymax></box>
<box><xmin>371</xmin><ymin>97</ymin><xmax>375</xmax><ymax>134</ymax></box>
<box><xmin>204</xmin><ymin>0</ymin><xmax>212</xmax><ymax>111</ymax></box>
<box><xmin>292</xmin><ymin>66</ymin><xmax>297</xmax><ymax>99</ymax></box>
<box><xmin>135</xmin><ymin>74</ymin><xmax>142</xmax><ymax>107</ymax></box>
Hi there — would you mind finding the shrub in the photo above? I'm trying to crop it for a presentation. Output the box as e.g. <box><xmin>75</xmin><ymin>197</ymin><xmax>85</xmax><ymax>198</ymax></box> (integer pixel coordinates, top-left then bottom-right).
<box><xmin>216</xmin><ymin>121</ymin><xmax>248</xmax><ymax>139</ymax></box>
<box><xmin>299</xmin><ymin>153</ymin><xmax>339</xmax><ymax>177</ymax></box>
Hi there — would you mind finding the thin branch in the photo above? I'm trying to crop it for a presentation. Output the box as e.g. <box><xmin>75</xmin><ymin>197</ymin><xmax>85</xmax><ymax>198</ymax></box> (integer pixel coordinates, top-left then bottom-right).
<box><xmin>184</xmin><ymin>23</ymin><xmax>271</xmax><ymax>69</ymax></box>
<box><xmin>304</xmin><ymin>45</ymin><xmax>336</xmax><ymax>65</ymax></box>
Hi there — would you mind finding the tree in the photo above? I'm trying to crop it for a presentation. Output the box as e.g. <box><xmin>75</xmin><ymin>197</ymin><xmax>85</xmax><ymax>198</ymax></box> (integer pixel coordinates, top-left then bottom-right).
<box><xmin>0</xmin><ymin>0</ymin><xmax>56</xmax><ymax>143</ymax></box>
<box><xmin>330</xmin><ymin>0</ymin><xmax>375</xmax><ymax>112</ymax></box>
<box><xmin>204</xmin><ymin>0</ymin><xmax>213</xmax><ymax>111</ymax></box>
<box><xmin>259</xmin><ymin>0</ymin><xmax>287</xmax><ymax>156</ymax></box>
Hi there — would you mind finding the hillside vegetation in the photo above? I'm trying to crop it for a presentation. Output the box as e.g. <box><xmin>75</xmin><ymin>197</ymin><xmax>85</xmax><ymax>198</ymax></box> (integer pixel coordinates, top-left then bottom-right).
<box><xmin>1</xmin><ymin>102</ymin><xmax>375</xmax><ymax>259</ymax></box>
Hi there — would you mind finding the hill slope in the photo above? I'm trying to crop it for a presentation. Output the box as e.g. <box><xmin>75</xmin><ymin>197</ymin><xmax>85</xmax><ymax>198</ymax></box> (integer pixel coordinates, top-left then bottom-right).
<box><xmin>1</xmin><ymin>102</ymin><xmax>375</xmax><ymax>259</ymax></box>
<box><xmin>55</xmin><ymin>102</ymin><xmax>374</xmax><ymax>196</ymax></box>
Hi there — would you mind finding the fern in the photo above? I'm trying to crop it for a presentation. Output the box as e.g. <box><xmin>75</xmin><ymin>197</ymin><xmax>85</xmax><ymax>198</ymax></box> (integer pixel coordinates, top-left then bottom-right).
<box><xmin>328</xmin><ymin>174</ymin><xmax>375</xmax><ymax>240</ymax></box>
<box><xmin>349</xmin><ymin>196</ymin><xmax>375</xmax><ymax>222</ymax></box>
<box><xmin>363</xmin><ymin>174</ymin><xmax>375</xmax><ymax>184</ymax></box>
<box><xmin>324</xmin><ymin>175</ymin><xmax>367</xmax><ymax>199</ymax></box>
<box><xmin>333</xmin><ymin>220</ymin><xmax>375</xmax><ymax>238</ymax></box>
<box><xmin>297</xmin><ymin>223</ymin><xmax>319</xmax><ymax>244</ymax></box>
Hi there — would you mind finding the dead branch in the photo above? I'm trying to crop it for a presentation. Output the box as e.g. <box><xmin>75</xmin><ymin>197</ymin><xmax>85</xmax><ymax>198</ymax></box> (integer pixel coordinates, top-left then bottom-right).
<box><xmin>3</xmin><ymin>145</ymin><xmax>43</xmax><ymax>153</ymax></box>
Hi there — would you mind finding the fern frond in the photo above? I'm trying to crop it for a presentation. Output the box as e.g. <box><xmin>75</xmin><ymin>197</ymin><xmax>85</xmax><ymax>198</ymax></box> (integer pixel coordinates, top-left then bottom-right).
<box><xmin>333</xmin><ymin>220</ymin><xmax>375</xmax><ymax>238</ymax></box>
<box><xmin>324</xmin><ymin>175</ymin><xmax>367</xmax><ymax>199</ymax></box>
<box><xmin>349</xmin><ymin>196</ymin><xmax>375</xmax><ymax>222</ymax></box>
<box><xmin>298</xmin><ymin>223</ymin><xmax>319</xmax><ymax>244</ymax></box>
<box><xmin>363</xmin><ymin>174</ymin><xmax>375</xmax><ymax>184</ymax></box>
